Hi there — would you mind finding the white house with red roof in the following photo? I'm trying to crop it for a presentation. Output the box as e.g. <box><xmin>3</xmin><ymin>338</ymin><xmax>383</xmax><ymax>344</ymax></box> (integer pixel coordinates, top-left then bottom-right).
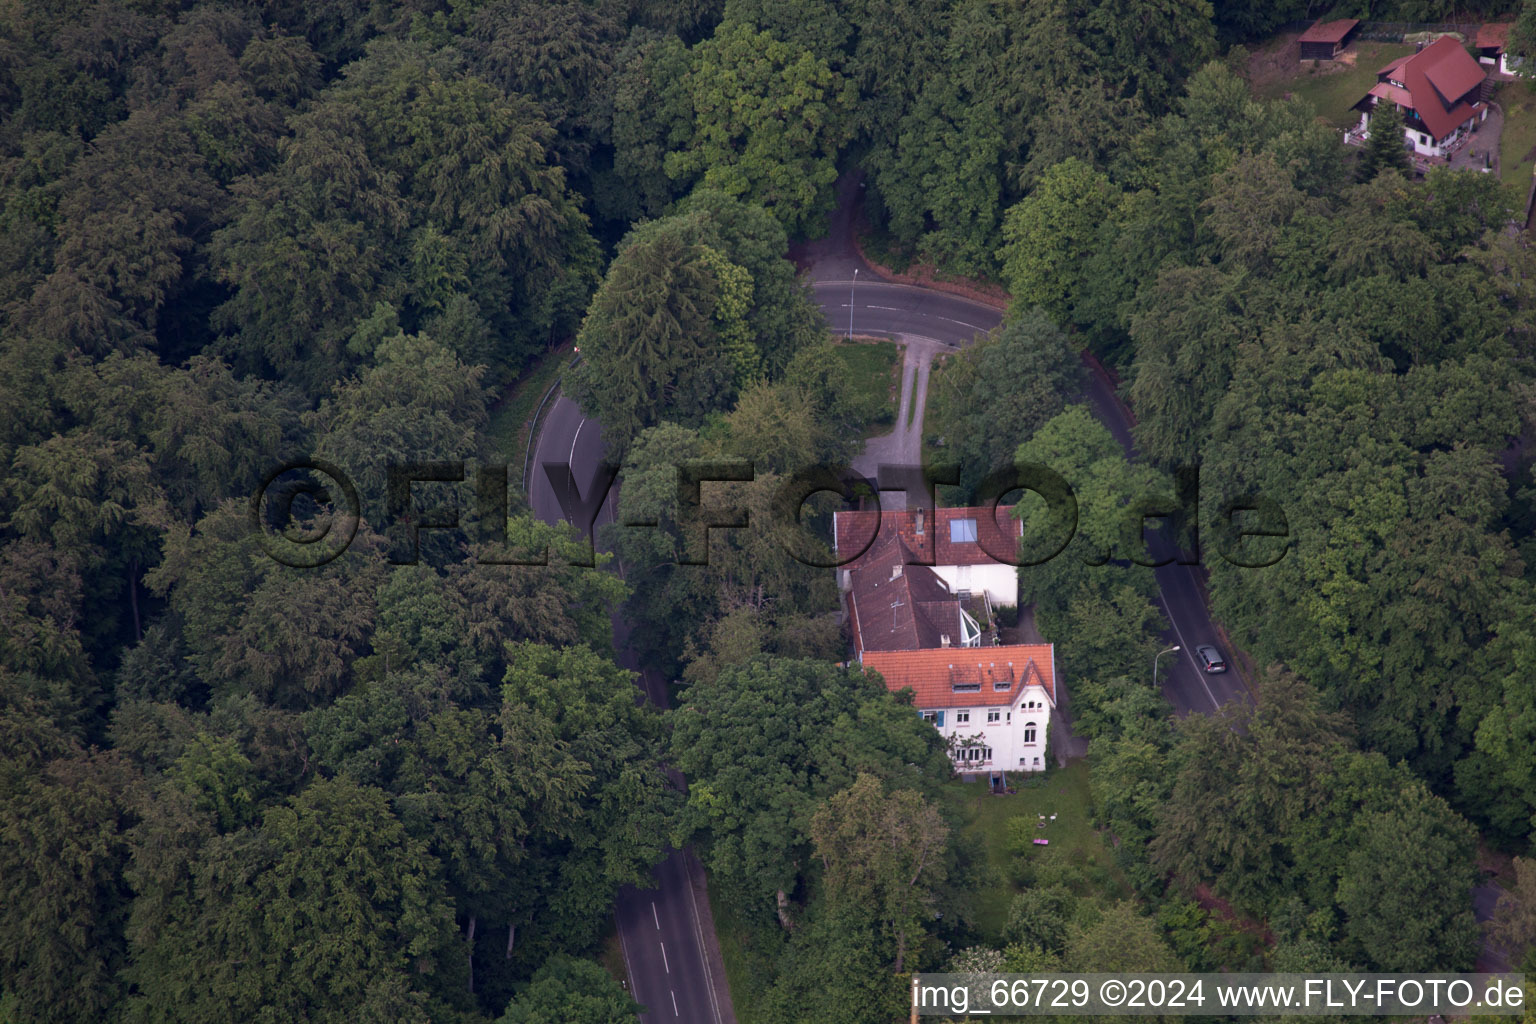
<box><xmin>1354</xmin><ymin>35</ymin><xmax>1488</xmax><ymax>157</ymax></box>
<box><xmin>863</xmin><ymin>646</ymin><xmax>1057</xmax><ymax>773</ymax></box>
<box><xmin>834</xmin><ymin>503</ymin><xmax>1055</xmax><ymax>773</ymax></box>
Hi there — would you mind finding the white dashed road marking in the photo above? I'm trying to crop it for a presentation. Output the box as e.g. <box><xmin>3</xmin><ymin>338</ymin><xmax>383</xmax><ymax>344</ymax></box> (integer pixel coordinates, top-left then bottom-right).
<box><xmin>1157</xmin><ymin>592</ymin><xmax>1221</xmax><ymax>712</ymax></box>
<box><xmin>934</xmin><ymin>314</ymin><xmax>987</xmax><ymax>330</ymax></box>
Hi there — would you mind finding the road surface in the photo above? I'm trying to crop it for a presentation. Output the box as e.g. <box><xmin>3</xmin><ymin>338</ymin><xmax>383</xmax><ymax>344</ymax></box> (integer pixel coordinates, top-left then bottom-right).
<box><xmin>525</xmin><ymin>411</ymin><xmax>734</xmax><ymax>1024</ymax></box>
<box><xmin>794</xmin><ymin>170</ymin><xmax>1247</xmax><ymax>714</ymax></box>
<box><xmin>1474</xmin><ymin>882</ymin><xmax>1513</xmax><ymax>972</ymax></box>
<box><xmin>527</xmin><ymin>176</ymin><xmax>1254</xmax><ymax>1021</ymax></box>
<box><xmin>528</xmin><ymin>279</ymin><xmax>1246</xmax><ymax>1022</ymax></box>
<box><xmin>809</xmin><ymin>275</ymin><xmax>1247</xmax><ymax>715</ymax></box>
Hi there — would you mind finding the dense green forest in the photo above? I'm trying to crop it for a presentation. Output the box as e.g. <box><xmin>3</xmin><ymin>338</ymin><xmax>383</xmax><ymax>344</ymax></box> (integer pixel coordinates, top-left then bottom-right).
<box><xmin>6</xmin><ymin>0</ymin><xmax>1536</xmax><ymax>1020</ymax></box>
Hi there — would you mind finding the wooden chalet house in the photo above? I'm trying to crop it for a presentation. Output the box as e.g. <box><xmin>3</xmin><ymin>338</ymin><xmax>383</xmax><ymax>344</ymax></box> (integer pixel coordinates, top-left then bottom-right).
<box><xmin>1354</xmin><ymin>35</ymin><xmax>1488</xmax><ymax>157</ymax></box>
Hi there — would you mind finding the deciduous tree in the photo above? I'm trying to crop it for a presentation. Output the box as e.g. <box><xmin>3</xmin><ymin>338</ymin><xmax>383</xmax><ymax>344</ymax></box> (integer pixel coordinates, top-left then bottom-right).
<box><xmin>667</xmin><ymin>23</ymin><xmax>856</xmax><ymax>235</ymax></box>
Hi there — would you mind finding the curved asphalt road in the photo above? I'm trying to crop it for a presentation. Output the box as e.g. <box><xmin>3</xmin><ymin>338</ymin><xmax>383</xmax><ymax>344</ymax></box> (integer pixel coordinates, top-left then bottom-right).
<box><xmin>527</xmin><ymin>182</ymin><xmax>1251</xmax><ymax>1022</ymax></box>
<box><xmin>527</xmin><ymin>399</ymin><xmax>733</xmax><ymax>1024</ymax></box>
<box><xmin>809</xmin><ymin>276</ymin><xmax>1248</xmax><ymax>715</ymax></box>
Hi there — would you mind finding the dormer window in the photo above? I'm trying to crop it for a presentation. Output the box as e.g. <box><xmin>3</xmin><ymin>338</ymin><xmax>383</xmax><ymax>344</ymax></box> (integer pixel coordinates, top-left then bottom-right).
<box><xmin>950</xmin><ymin>518</ymin><xmax>978</xmax><ymax>543</ymax></box>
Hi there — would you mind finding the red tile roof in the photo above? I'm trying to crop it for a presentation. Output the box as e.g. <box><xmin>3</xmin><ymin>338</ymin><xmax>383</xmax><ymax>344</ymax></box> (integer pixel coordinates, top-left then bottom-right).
<box><xmin>1388</xmin><ymin>36</ymin><xmax>1485</xmax><ymax>140</ymax></box>
<box><xmin>1299</xmin><ymin>18</ymin><xmax>1358</xmax><ymax>45</ymax></box>
<box><xmin>1367</xmin><ymin>81</ymin><xmax>1415</xmax><ymax>108</ymax></box>
<box><xmin>1476</xmin><ymin>22</ymin><xmax>1511</xmax><ymax>52</ymax></box>
<box><xmin>834</xmin><ymin>505</ymin><xmax>1022</xmax><ymax>570</ymax></box>
<box><xmin>1424</xmin><ymin>47</ymin><xmax>1486</xmax><ymax>103</ymax></box>
<box><xmin>846</xmin><ymin>532</ymin><xmax>965</xmax><ymax>653</ymax></box>
<box><xmin>863</xmin><ymin>645</ymin><xmax>1055</xmax><ymax>709</ymax></box>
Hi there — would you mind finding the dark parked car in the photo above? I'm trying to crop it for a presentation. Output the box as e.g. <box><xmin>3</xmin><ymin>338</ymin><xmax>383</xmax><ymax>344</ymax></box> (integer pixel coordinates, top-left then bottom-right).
<box><xmin>1196</xmin><ymin>644</ymin><xmax>1227</xmax><ymax>673</ymax></box>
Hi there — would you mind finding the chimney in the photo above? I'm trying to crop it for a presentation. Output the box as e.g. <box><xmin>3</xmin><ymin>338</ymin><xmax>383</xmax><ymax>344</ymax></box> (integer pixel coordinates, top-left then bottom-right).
<box><xmin>940</xmin><ymin>634</ymin><xmax>951</xmax><ymax>648</ymax></box>
<box><xmin>915</xmin><ymin>507</ymin><xmax>924</xmax><ymax>535</ymax></box>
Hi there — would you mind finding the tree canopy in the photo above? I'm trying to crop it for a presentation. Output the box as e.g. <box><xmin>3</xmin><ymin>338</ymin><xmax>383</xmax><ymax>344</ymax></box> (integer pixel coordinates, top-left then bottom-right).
<box><xmin>1</xmin><ymin>0</ymin><xmax>1531</xmax><ymax>1018</ymax></box>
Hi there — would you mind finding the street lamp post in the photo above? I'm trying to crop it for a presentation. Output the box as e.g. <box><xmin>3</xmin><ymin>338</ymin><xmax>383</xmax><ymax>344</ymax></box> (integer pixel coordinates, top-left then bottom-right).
<box><xmin>848</xmin><ymin>268</ymin><xmax>858</xmax><ymax>340</ymax></box>
<box><xmin>1153</xmin><ymin>645</ymin><xmax>1180</xmax><ymax>689</ymax></box>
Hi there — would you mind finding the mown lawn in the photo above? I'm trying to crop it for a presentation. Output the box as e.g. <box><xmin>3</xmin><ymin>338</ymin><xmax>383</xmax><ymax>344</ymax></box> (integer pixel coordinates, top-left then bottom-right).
<box><xmin>707</xmin><ymin>878</ymin><xmax>782</xmax><ymax>1024</ymax></box>
<box><xmin>830</xmin><ymin>337</ymin><xmax>901</xmax><ymax>436</ymax></box>
<box><xmin>1498</xmin><ymin>81</ymin><xmax>1536</xmax><ymax>188</ymax></box>
<box><xmin>706</xmin><ymin>763</ymin><xmax>1132</xmax><ymax>1017</ymax></box>
<box><xmin>941</xmin><ymin>761</ymin><xmax>1129</xmax><ymax>942</ymax></box>
<box><xmin>483</xmin><ymin>342</ymin><xmax>577</xmax><ymax>490</ymax></box>
<box><xmin>599</xmin><ymin>923</ymin><xmax>629</xmax><ymax>990</ymax></box>
<box><xmin>1254</xmin><ymin>41</ymin><xmax>1417</xmax><ymax>129</ymax></box>
<box><xmin>905</xmin><ymin>358</ymin><xmax>921</xmax><ymax>427</ymax></box>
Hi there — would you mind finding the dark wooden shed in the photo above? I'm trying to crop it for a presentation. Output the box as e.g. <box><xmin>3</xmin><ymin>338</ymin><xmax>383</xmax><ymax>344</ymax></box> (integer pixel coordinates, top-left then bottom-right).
<box><xmin>1299</xmin><ymin>19</ymin><xmax>1360</xmax><ymax>61</ymax></box>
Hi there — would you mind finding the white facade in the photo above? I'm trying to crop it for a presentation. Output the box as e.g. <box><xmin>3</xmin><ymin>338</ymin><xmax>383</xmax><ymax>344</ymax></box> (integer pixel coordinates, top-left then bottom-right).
<box><xmin>1358</xmin><ymin>107</ymin><xmax>1454</xmax><ymax>157</ymax></box>
<box><xmin>918</xmin><ymin>683</ymin><xmax>1054</xmax><ymax>773</ymax></box>
<box><xmin>930</xmin><ymin>562</ymin><xmax>1017</xmax><ymax>610</ymax></box>
<box><xmin>839</xmin><ymin>560</ymin><xmax>1018</xmax><ymax>610</ymax></box>
<box><xmin>1359</xmin><ymin>98</ymin><xmax>1487</xmax><ymax>158</ymax></box>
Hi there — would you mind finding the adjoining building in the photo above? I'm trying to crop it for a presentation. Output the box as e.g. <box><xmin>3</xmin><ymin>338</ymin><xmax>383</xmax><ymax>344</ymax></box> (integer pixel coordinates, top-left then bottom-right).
<box><xmin>1354</xmin><ymin>35</ymin><xmax>1489</xmax><ymax>157</ymax></box>
<box><xmin>843</xmin><ymin>531</ymin><xmax>991</xmax><ymax>654</ymax></box>
<box><xmin>1476</xmin><ymin>22</ymin><xmax>1523</xmax><ymax>77</ymax></box>
<box><xmin>1298</xmin><ymin>18</ymin><xmax>1360</xmax><ymax>61</ymax></box>
<box><xmin>834</xmin><ymin>505</ymin><xmax>1021</xmax><ymax>613</ymax></box>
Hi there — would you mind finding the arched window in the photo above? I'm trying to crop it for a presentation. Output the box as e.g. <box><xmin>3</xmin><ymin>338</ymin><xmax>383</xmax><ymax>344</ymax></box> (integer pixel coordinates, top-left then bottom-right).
<box><xmin>1023</xmin><ymin>722</ymin><xmax>1037</xmax><ymax>744</ymax></box>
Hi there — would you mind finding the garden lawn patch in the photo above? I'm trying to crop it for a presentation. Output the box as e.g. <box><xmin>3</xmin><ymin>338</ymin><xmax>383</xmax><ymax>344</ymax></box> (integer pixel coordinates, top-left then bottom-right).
<box><xmin>941</xmin><ymin>761</ymin><xmax>1129</xmax><ymax>942</ymax></box>
<box><xmin>1498</xmin><ymin>82</ymin><xmax>1536</xmax><ymax>187</ymax></box>
<box><xmin>831</xmin><ymin>338</ymin><xmax>901</xmax><ymax>436</ymax></box>
<box><xmin>1253</xmin><ymin>41</ymin><xmax>1417</xmax><ymax>130</ymax></box>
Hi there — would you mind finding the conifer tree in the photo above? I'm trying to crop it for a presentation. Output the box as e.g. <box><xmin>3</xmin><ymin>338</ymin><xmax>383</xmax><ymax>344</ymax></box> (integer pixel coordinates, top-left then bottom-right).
<box><xmin>1359</xmin><ymin>101</ymin><xmax>1411</xmax><ymax>181</ymax></box>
